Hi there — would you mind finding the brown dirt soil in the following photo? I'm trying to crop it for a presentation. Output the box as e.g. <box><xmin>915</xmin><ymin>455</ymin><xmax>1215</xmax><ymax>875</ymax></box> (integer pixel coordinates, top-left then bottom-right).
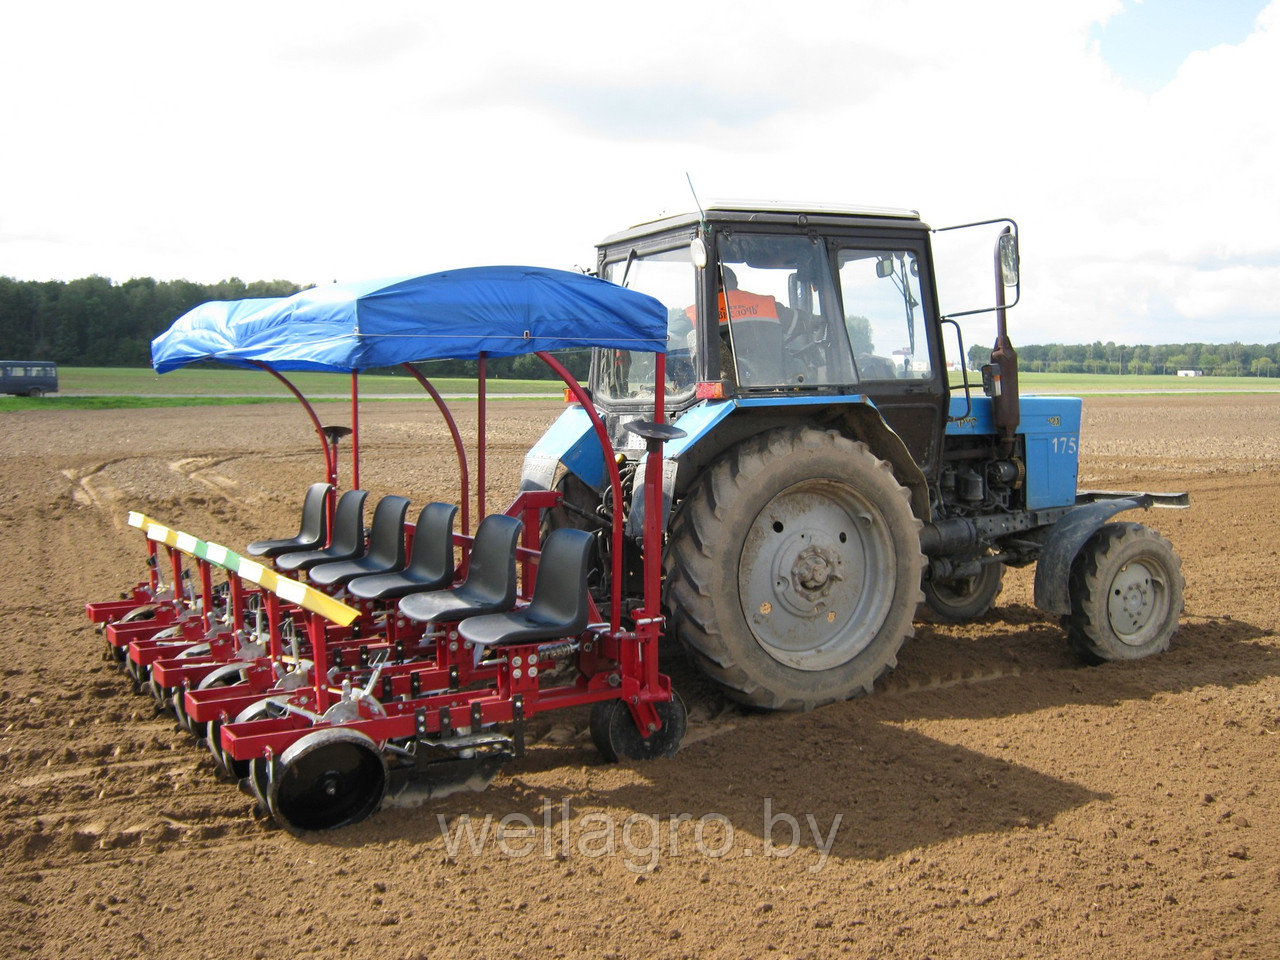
<box><xmin>1</xmin><ymin>394</ymin><xmax>1278</xmax><ymax>959</ymax></box>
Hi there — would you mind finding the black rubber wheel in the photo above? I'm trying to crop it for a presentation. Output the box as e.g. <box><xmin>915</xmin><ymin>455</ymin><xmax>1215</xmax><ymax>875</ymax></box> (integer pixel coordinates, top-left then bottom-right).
<box><xmin>118</xmin><ymin>605</ymin><xmax>157</xmax><ymax>624</ymax></box>
<box><xmin>267</xmin><ymin>729</ymin><xmax>388</xmax><ymax>834</ymax></box>
<box><xmin>247</xmin><ymin>756</ymin><xmax>274</xmax><ymax>812</ymax></box>
<box><xmin>921</xmin><ymin>562</ymin><xmax>1004</xmax><ymax>623</ymax></box>
<box><xmin>124</xmin><ymin>655</ymin><xmax>149</xmax><ymax>691</ymax></box>
<box><xmin>172</xmin><ymin>687</ymin><xmax>197</xmax><ymax>736</ymax></box>
<box><xmin>26</xmin><ymin>387</ymin><xmax>44</xmax><ymax>398</ymax></box>
<box><xmin>1067</xmin><ymin>522</ymin><xmax>1184</xmax><ymax>663</ymax></box>
<box><xmin>590</xmin><ymin>690</ymin><xmax>687</xmax><ymax>762</ymax></box>
<box><xmin>146</xmin><ymin>674</ymin><xmax>174</xmax><ymax>709</ymax></box>
<box><xmin>233</xmin><ymin>699</ymin><xmax>286</xmax><ymax>807</ymax></box>
<box><xmin>200</xmin><ymin>665</ymin><xmax>250</xmax><ymax>778</ymax></box>
<box><xmin>663</xmin><ymin>427</ymin><xmax>924</xmax><ymax>710</ymax></box>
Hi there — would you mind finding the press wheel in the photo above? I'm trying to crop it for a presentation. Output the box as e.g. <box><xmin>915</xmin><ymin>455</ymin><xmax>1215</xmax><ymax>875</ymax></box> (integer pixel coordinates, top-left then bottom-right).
<box><xmin>267</xmin><ymin>729</ymin><xmax>388</xmax><ymax>834</ymax></box>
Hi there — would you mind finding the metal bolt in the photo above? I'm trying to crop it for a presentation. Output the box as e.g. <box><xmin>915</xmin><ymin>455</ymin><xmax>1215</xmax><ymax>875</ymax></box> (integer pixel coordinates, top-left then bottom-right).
<box><xmin>512</xmin><ymin>655</ymin><xmax>522</xmax><ymax>667</ymax></box>
<box><xmin>528</xmin><ymin>666</ymin><xmax>538</xmax><ymax>678</ymax></box>
<box><xmin>513</xmin><ymin>668</ymin><xmax>522</xmax><ymax>679</ymax></box>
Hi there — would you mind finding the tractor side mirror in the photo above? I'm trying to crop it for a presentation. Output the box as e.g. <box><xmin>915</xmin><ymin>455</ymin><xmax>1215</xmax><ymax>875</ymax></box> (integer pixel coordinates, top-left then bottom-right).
<box><xmin>876</xmin><ymin>256</ymin><xmax>894</xmax><ymax>279</ymax></box>
<box><xmin>998</xmin><ymin>232</ymin><xmax>1020</xmax><ymax>287</ymax></box>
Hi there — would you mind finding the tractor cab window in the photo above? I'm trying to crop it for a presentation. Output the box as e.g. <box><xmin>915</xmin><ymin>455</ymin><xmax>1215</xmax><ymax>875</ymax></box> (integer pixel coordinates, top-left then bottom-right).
<box><xmin>597</xmin><ymin>247</ymin><xmax>697</xmax><ymax>402</ymax></box>
<box><xmin>837</xmin><ymin>249</ymin><xmax>933</xmax><ymax>381</ymax></box>
<box><xmin>711</xmin><ymin>234</ymin><xmax>854</xmax><ymax>388</ymax></box>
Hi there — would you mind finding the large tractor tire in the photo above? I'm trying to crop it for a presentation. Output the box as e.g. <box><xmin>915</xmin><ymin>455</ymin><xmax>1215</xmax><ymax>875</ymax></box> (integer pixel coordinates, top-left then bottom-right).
<box><xmin>663</xmin><ymin>427</ymin><xmax>924</xmax><ymax>711</ymax></box>
<box><xmin>1066</xmin><ymin>521</ymin><xmax>1184</xmax><ymax>663</ymax></box>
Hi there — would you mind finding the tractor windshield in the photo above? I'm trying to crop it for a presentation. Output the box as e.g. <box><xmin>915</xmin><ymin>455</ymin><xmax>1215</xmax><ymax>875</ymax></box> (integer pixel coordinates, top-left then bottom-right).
<box><xmin>712</xmin><ymin>233</ymin><xmax>855</xmax><ymax>389</ymax></box>
<box><xmin>596</xmin><ymin>247</ymin><xmax>697</xmax><ymax>401</ymax></box>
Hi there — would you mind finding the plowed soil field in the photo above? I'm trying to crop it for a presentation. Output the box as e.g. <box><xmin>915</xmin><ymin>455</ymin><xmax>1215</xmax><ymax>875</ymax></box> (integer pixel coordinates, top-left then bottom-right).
<box><xmin>1</xmin><ymin>394</ymin><xmax>1277</xmax><ymax>959</ymax></box>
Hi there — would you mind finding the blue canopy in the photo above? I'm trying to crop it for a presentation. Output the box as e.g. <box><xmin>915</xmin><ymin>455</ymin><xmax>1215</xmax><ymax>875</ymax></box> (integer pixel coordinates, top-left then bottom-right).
<box><xmin>151</xmin><ymin>297</ymin><xmax>285</xmax><ymax>374</ymax></box>
<box><xmin>151</xmin><ymin>266</ymin><xmax>667</xmax><ymax>374</ymax></box>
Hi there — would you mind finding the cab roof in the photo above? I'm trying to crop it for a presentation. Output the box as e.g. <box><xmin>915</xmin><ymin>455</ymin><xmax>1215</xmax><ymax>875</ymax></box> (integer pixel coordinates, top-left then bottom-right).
<box><xmin>599</xmin><ymin>200</ymin><xmax>923</xmax><ymax>247</ymax></box>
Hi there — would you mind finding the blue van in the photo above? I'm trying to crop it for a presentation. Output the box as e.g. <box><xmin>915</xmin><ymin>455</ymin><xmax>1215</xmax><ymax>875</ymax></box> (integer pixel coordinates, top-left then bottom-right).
<box><xmin>1</xmin><ymin>361</ymin><xmax>58</xmax><ymax>397</ymax></box>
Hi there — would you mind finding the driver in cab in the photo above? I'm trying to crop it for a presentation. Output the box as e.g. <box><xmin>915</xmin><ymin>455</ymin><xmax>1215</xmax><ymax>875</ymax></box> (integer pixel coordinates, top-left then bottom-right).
<box><xmin>684</xmin><ymin>266</ymin><xmax>778</xmax><ymax>328</ymax></box>
<box><xmin>684</xmin><ymin>267</ymin><xmax>788</xmax><ymax>387</ymax></box>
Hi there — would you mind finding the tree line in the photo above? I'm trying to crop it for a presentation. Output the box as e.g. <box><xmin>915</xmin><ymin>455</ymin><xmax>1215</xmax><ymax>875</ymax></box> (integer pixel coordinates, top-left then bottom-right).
<box><xmin>0</xmin><ymin>275</ymin><xmax>302</xmax><ymax>367</ymax></box>
<box><xmin>0</xmin><ymin>275</ymin><xmax>589</xmax><ymax>380</ymax></box>
<box><xmin>967</xmin><ymin>340</ymin><xmax>1280</xmax><ymax>377</ymax></box>
<box><xmin>5</xmin><ymin>274</ymin><xmax>1272</xmax><ymax>381</ymax></box>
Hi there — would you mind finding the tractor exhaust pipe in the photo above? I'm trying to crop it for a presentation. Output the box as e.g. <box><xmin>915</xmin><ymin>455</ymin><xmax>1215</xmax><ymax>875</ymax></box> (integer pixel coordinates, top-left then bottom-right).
<box><xmin>984</xmin><ymin>227</ymin><xmax>1019</xmax><ymax>457</ymax></box>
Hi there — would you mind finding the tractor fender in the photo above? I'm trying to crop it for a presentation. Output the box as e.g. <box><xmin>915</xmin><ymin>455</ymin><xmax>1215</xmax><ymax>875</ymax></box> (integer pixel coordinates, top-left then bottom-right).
<box><xmin>651</xmin><ymin>396</ymin><xmax>930</xmax><ymax>524</ymax></box>
<box><xmin>1033</xmin><ymin>497</ymin><xmax>1147</xmax><ymax>616</ymax></box>
<box><xmin>661</xmin><ymin>397</ymin><xmax>929</xmax><ymax>521</ymax></box>
<box><xmin>519</xmin><ymin>406</ymin><xmax>605</xmax><ymax>494</ymax></box>
<box><xmin>521</xmin><ymin>397</ymin><xmax>932</xmax><ymax>530</ymax></box>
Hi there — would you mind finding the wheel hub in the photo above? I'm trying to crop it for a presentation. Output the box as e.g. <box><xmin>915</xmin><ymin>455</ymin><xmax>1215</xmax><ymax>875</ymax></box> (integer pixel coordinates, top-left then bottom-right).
<box><xmin>739</xmin><ymin>480</ymin><xmax>893</xmax><ymax>672</ymax></box>
<box><xmin>1107</xmin><ymin>560</ymin><xmax>1162</xmax><ymax>643</ymax></box>
<box><xmin>792</xmin><ymin>546</ymin><xmax>841</xmax><ymax>594</ymax></box>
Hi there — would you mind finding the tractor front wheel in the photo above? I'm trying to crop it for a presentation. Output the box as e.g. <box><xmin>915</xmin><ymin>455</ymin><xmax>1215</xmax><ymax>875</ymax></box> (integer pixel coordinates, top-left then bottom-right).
<box><xmin>1067</xmin><ymin>521</ymin><xmax>1183</xmax><ymax>663</ymax></box>
<box><xmin>921</xmin><ymin>561</ymin><xmax>1004</xmax><ymax>623</ymax></box>
<box><xmin>664</xmin><ymin>427</ymin><xmax>924</xmax><ymax>711</ymax></box>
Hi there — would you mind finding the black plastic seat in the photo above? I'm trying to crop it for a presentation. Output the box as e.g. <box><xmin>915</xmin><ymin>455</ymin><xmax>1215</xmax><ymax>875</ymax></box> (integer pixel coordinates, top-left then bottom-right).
<box><xmin>309</xmin><ymin>495</ymin><xmax>411</xmax><ymax>589</ymax></box>
<box><xmin>275</xmin><ymin>489</ymin><xmax>368</xmax><ymax>573</ymax></box>
<box><xmin>398</xmin><ymin>514</ymin><xmax>521</xmax><ymax>624</ymax></box>
<box><xmin>246</xmin><ymin>483</ymin><xmax>332</xmax><ymax>558</ymax></box>
<box><xmin>458</xmin><ymin>528</ymin><xmax>594</xmax><ymax>654</ymax></box>
<box><xmin>348</xmin><ymin>502</ymin><xmax>458</xmax><ymax>602</ymax></box>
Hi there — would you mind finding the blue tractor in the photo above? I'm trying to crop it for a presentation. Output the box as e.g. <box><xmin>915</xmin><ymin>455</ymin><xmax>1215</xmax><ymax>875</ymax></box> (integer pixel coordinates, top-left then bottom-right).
<box><xmin>522</xmin><ymin>202</ymin><xmax>1186</xmax><ymax>710</ymax></box>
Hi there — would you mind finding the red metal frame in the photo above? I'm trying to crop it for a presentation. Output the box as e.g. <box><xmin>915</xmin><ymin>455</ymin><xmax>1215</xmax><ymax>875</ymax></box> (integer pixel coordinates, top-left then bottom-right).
<box><xmin>216</xmin><ymin>349</ymin><xmax>673</xmax><ymax>766</ymax></box>
<box><xmin>90</xmin><ymin>340</ymin><xmax>677</xmax><ymax>816</ymax></box>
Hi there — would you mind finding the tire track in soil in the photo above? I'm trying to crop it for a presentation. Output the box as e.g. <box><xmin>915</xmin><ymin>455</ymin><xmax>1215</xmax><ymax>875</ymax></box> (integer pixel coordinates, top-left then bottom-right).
<box><xmin>59</xmin><ymin>461</ymin><xmax>130</xmax><ymax>528</ymax></box>
<box><xmin>167</xmin><ymin>457</ymin><xmax>245</xmax><ymax>503</ymax></box>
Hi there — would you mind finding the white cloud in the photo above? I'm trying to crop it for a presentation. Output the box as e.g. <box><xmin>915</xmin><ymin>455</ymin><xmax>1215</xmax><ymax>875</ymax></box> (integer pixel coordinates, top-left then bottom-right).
<box><xmin>0</xmin><ymin>0</ymin><xmax>1275</xmax><ymax>345</ymax></box>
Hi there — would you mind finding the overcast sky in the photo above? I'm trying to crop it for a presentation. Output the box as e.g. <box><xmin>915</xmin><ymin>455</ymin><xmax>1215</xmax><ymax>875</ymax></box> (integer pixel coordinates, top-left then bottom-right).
<box><xmin>2</xmin><ymin>0</ymin><xmax>1276</xmax><ymax>346</ymax></box>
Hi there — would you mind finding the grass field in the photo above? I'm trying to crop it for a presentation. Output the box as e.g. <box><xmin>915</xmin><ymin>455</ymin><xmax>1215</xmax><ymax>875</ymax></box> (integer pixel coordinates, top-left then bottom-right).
<box><xmin>956</xmin><ymin>371</ymin><xmax>1279</xmax><ymax>394</ymax></box>
<box><xmin>3</xmin><ymin>366</ymin><xmax>1277</xmax><ymax>412</ymax></box>
<box><xmin>54</xmin><ymin>366</ymin><xmax>563</xmax><ymax>397</ymax></box>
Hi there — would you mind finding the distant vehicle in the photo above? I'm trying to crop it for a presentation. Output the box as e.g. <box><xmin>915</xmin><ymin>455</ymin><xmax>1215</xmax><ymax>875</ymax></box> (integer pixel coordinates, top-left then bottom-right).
<box><xmin>0</xmin><ymin>361</ymin><xmax>58</xmax><ymax>397</ymax></box>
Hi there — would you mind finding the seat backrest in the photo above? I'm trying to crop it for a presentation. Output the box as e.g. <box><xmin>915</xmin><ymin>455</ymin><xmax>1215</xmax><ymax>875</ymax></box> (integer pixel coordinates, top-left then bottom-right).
<box><xmin>461</xmin><ymin>514</ymin><xmax>522</xmax><ymax>607</ymax></box>
<box><xmin>526</xmin><ymin>528</ymin><xmax>593</xmax><ymax>631</ymax></box>
<box><xmin>407</xmin><ymin>502</ymin><xmax>458</xmax><ymax>583</ymax></box>
<box><xmin>366</xmin><ymin>495</ymin><xmax>411</xmax><ymax>569</ymax></box>
<box><xmin>298</xmin><ymin>482</ymin><xmax>333</xmax><ymax>547</ymax></box>
<box><xmin>330</xmin><ymin>489</ymin><xmax>369</xmax><ymax>556</ymax></box>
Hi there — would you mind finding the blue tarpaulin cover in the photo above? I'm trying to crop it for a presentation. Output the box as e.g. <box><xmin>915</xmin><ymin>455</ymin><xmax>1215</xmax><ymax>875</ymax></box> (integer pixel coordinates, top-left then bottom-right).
<box><xmin>151</xmin><ymin>266</ymin><xmax>667</xmax><ymax>374</ymax></box>
<box><xmin>151</xmin><ymin>297</ymin><xmax>285</xmax><ymax>374</ymax></box>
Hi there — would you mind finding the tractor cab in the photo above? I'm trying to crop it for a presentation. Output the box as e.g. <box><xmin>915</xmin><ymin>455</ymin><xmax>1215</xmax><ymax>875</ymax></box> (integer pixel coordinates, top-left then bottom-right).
<box><xmin>589</xmin><ymin>203</ymin><xmax>951</xmax><ymax>480</ymax></box>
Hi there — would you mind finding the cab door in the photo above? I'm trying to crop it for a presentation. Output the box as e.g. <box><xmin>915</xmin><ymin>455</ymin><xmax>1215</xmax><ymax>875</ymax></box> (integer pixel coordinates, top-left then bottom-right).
<box><xmin>832</xmin><ymin>241</ymin><xmax>948</xmax><ymax>481</ymax></box>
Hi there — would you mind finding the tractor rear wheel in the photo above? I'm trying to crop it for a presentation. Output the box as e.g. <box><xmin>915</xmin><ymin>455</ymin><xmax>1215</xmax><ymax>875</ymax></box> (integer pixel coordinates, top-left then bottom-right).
<box><xmin>1067</xmin><ymin>521</ymin><xmax>1183</xmax><ymax>663</ymax></box>
<box><xmin>664</xmin><ymin>427</ymin><xmax>924</xmax><ymax>711</ymax></box>
<box><xmin>921</xmin><ymin>561</ymin><xmax>1004</xmax><ymax>623</ymax></box>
